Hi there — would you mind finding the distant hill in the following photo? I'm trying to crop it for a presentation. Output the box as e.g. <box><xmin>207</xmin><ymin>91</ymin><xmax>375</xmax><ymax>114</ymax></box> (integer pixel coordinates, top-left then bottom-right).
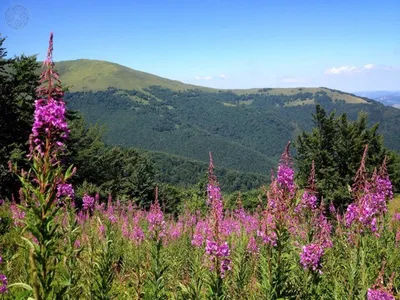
<box><xmin>56</xmin><ymin>59</ymin><xmax>400</xmax><ymax>187</ymax></box>
<box><xmin>55</xmin><ymin>59</ymin><xmax>214</xmax><ymax>93</ymax></box>
<box><xmin>354</xmin><ymin>91</ymin><xmax>400</xmax><ymax>108</ymax></box>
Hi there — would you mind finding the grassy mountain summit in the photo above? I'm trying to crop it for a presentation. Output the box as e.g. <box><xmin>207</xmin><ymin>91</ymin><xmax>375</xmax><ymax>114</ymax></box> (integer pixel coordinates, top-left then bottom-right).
<box><xmin>58</xmin><ymin>59</ymin><xmax>400</xmax><ymax>188</ymax></box>
<box><xmin>55</xmin><ymin>59</ymin><xmax>213</xmax><ymax>92</ymax></box>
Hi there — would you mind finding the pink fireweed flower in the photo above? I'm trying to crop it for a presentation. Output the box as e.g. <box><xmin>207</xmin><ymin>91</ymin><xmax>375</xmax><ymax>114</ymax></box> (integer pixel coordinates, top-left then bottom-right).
<box><xmin>276</xmin><ymin>141</ymin><xmax>296</xmax><ymax>195</ymax></box>
<box><xmin>396</xmin><ymin>230</ymin><xmax>400</xmax><ymax>247</ymax></box>
<box><xmin>204</xmin><ymin>152</ymin><xmax>231</xmax><ymax>278</ymax></box>
<box><xmin>352</xmin><ymin>145</ymin><xmax>369</xmax><ymax>196</ymax></box>
<box><xmin>29</xmin><ymin>33</ymin><xmax>69</xmax><ymax>158</ymax></box>
<box><xmin>94</xmin><ymin>199</ymin><xmax>105</xmax><ymax>213</ymax></box>
<box><xmin>56</xmin><ymin>183</ymin><xmax>74</xmax><ymax>201</ymax></box>
<box><xmin>76</xmin><ymin>210</ymin><xmax>89</xmax><ymax>226</ymax></box>
<box><xmin>30</xmin><ymin>98</ymin><xmax>69</xmax><ymax>156</ymax></box>
<box><xmin>368</xmin><ymin>267</ymin><xmax>395</xmax><ymax>300</ymax></box>
<box><xmin>130</xmin><ymin>225</ymin><xmax>145</xmax><ymax>246</ymax></box>
<box><xmin>82</xmin><ymin>194</ymin><xmax>95</xmax><ymax>211</ymax></box>
<box><xmin>257</xmin><ymin>211</ymin><xmax>277</xmax><ymax>247</ymax></box>
<box><xmin>147</xmin><ymin>200</ymin><xmax>166</xmax><ymax>239</ymax></box>
<box><xmin>221</xmin><ymin>218</ymin><xmax>241</xmax><ymax>237</ymax></box>
<box><xmin>277</xmin><ymin>164</ymin><xmax>295</xmax><ymax>194</ymax></box>
<box><xmin>392</xmin><ymin>213</ymin><xmax>400</xmax><ymax>223</ymax></box>
<box><xmin>345</xmin><ymin>203</ymin><xmax>358</xmax><ymax>227</ymax></box>
<box><xmin>127</xmin><ymin>201</ymin><xmax>134</xmax><ymax>214</ymax></box>
<box><xmin>242</xmin><ymin>213</ymin><xmax>259</xmax><ymax>235</ymax></box>
<box><xmin>127</xmin><ymin>211</ymin><xmax>145</xmax><ymax>245</ymax></box>
<box><xmin>207</xmin><ymin>184</ymin><xmax>222</xmax><ymax>206</ymax></box>
<box><xmin>295</xmin><ymin>191</ymin><xmax>317</xmax><ymax>213</ymax></box>
<box><xmin>121</xmin><ymin>216</ymin><xmax>130</xmax><ymax>239</ymax></box>
<box><xmin>376</xmin><ymin>176</ymin><xmax>393</xmax><ymax>201</ymax></box>
<box><xmin>36</xmin><ymin>33</ymin><xmax>64</xmax><ymax>100</ymax></box>
<box><xmin>192</xmin><ymin>220</ymin><xmax>211</xmax><ymax>247</ymax></box>
<box><xmin>167</xmin><ymin>221</ymin><xmax>183</xmax><ymax>241</ymax></box>
<box><xmin>345</xmin><ymin>184</ymin><xmax>389</xmax><ymax>234</ymax></box>
<box><xmin>108</xmin><ymin>215</ymin><xmax>118</xmax><ymax>224</ymax></box>
<box><xmin>300</xmin><ymin>243</ymin><xmax>324</xmax><ymax>273</ymax></box>
<box><xmin>106</xmin><ymin>194</ymin><xmax>114</xmax><ymax>215</ymax></box>
<box><xmin>105</xmin><ymin>195</ymin><xmax>118</xmax><ymax>223</ymax></box>
<box><xmin>98</xmin><ymin>223</ymin><xmax>105</xmax><ymax>238</ymax></box>
<box><xmin>0</xmin><ymin>274</ymin><xmax>7</xmax><ymax>294</ymax></box>
<box><xmin>376</xmin><ymin>156</ymin><xmax>393</xmax><ymax>201</ymax></box>
<box><xmin>247</xmin><ymin>236</ymin><xmax>259</xmax><ymax>255</ymax></box>
<box><xmin>312</xmin><ymin>211</ymin><xmax>333</xmax><ymax>248</ymax></box>
<box><xmin>367</xmin><ymin>289</ymin><xmax>395</xmax><ymax>300</ymax></box>
<box><xmin>205</xmin><ymin>240</ymin><xmax>231</xmax><ymax>277</ymax></box>
<box><xmin>10</xmin><ymin>202</ymin><xmax>25</xmax><ymax>227</ymax></box>
<box><xmin>74</xmin><ymin>239</ymin><xmax>81</xmax><ymax>248</ymax></box>
<box><xmin>329</xmin><ymin>202</ymin><xmax>336</xmax><ymax>215</ymax></box>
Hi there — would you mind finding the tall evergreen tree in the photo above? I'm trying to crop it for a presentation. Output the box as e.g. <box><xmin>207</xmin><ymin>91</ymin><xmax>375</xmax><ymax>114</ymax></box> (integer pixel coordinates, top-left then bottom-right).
<box><xmin>295</xmin><ymin>105</ymin><xmax>396</xmax><ymax>209</ymax></box>
<box><xmin>0</xmin><ymin>35</ymin><xmax>39</xmax><ymax>199</ymax></box>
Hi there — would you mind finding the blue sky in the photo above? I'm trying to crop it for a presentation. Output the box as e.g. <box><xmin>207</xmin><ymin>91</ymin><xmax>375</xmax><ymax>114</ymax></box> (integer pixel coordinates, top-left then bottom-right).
<box><xmin>1</xmin><ymin>0</ymin><xmax>399</xmax><ymax>92</ymax></box>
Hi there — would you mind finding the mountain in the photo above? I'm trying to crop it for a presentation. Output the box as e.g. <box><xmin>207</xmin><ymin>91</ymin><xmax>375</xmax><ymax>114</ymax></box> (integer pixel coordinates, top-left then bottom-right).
<box><xmin>55</xmin><ymin>59</ymin><xmax>214</xmax><ymax>93</ymax></box>
<box><xmin>354</xmin><ymin>91</ymin><xmax>400</xmax><ymax>108</ymax></box>
<box><xmin>56</xmin><ymin>59</ymin><xmax>400</xmax><ymax>188</ymax></box>
<box><xmin>58</xmin><ymin>59</ymin><xmax>366</xmax><ymax>103</ymax></box>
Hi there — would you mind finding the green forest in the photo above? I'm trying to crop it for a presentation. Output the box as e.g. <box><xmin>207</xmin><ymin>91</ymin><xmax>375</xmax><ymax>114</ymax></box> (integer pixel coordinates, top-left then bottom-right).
<box><xmin>1</xmin><ymin>36</ymin><xmax>400</xmax><ymax>212</ymax></box>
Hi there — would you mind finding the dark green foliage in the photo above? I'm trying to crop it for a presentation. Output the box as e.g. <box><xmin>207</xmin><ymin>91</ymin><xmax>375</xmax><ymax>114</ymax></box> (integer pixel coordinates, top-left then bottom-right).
<box><xmin>144</xmin><ymin>237</ymin><xmax>168</xmax><ymax>299</ymax></box>
<box><xmin>295</xmin><ymin>105</ymin><xmax>398</xmax><ymax>209</ymax></box>
<box><xmin>91</xmin><ymin>223</ymin><xmax>116</xmax><ymax>300</ymax></box>
<box><xmin>65</xmin><ymin>113</ymin><xmax>157</xmax><ymax>207</ymax></box>
<box><xmin>224</xmin><ymin>189</ymin><xmax>266</xmax><ymax>211</ymax></box>
<box><xmin>64</xmin><ymin>86</ymin><xmax>400</xmax><ymax>185</ymax></box>
<box><xmin>148</xmin><ymin>151</ymin><xmax>267</xmax><ymax>193</ymax></box>
<box><xmin>0</xmin><ymin>35</ymin><xmax>39</xmax><ymax>199</ymax></box>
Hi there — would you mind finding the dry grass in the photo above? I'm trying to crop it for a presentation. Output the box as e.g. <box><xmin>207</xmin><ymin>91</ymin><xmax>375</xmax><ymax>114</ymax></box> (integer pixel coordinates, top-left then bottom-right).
<box><xmin>389</xmin><ymin>194</ymin><xmax>400</xmax><ymax>216</ymax></box>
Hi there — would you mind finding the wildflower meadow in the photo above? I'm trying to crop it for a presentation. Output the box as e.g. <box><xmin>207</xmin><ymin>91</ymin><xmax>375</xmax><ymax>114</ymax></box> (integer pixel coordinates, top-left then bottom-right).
<box><xmin>0</xmin><ymin>34</ymin><xmax>399</xmax><ymax>300</ymax></box>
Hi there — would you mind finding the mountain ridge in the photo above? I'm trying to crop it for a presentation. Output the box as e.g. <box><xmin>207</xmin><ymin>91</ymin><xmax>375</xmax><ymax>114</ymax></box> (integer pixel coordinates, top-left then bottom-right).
<box><xmin>55</xmin><ymin>59</ymin><xmax>368</xmax><ymax>105</ymax></box>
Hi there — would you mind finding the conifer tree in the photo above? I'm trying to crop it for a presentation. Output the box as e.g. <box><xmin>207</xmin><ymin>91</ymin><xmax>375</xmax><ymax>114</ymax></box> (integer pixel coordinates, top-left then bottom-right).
<box><xmin>295</xmin><ymin>105</ymin><xmax>396</xmax><ymax>209</ymax></box>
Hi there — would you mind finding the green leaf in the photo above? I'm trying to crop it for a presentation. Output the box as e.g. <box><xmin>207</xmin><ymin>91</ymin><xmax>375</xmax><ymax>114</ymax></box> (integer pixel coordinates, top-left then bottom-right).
<box><xmin>8</xmin><ymin>282</ymin><xmax>33</xmax><ymax>291</ymax></box>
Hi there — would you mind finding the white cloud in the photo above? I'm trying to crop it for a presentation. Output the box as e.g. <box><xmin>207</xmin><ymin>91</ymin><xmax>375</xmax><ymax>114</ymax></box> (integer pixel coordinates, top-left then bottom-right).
<box><xmin>195</xmin><ymin>74</ymin><xmax>230</xmax><ymax>80</ymax></box>
<box><xmin>325</xmin><ymin>64</ymin><xmax>399</xmax><ymax>75</ymax></box>
<box><xmin>363</xmin><ymin>64</ymin><xmax>375</xmax><ymax>69</ymax></box>
<box><xmin>195</xmin><ymin>75</ymin><xmax>213</xmax><ymax>80</ymax></box>
<box><xmin>324</xmin><ymin>65</ymin><xmax>358</xmax><ymax>75</ymax></box>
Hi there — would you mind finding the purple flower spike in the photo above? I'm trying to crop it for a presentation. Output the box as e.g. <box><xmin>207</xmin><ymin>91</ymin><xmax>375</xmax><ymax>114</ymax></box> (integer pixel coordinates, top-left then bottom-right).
<box><xmin>82</xmin><ymin>194</ymin><xmax>95</xmax><ymax>211</ymax></box>
<box><xmin>300</xmin><ymin>243</ymin><xmax>324</xmax><ymax>273</ymax></box>
<box><xmin>367</xmin><ymin>289</ymin><xmax>395</xmax><ymax>300</ymax></box>
<box><xmin>0</xmin><ymin>274</ymin><xmax>7</xmax><ymax>294</ymax></box>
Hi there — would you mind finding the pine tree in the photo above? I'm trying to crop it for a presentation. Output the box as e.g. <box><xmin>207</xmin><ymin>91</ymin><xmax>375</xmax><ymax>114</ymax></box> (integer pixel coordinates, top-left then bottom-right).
<box><xmin>295</xmin><ymin>105</ymin><xmax>394</xmax><ymax>210</ymax></box>
<box><xmin>0</xmin><ymin>36</ymin><xmax>40</xmax><ymax>199</ymax></box>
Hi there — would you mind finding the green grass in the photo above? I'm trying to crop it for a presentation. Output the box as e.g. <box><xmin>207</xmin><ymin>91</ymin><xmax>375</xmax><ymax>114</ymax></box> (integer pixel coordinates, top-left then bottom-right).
<box><xmin>54</xmin><ymin>59</ymin><xmax>369</xmax><ymax>105</ymax></box>
<box><xmin>389</xmin><ymin>194</ymin><xmax>400</xmax><ymax>215</ymax></box>
<box><xmin>54</xmin><ymin>59</ymin><xmax>215</xmax><ymax>93</ymax></box>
